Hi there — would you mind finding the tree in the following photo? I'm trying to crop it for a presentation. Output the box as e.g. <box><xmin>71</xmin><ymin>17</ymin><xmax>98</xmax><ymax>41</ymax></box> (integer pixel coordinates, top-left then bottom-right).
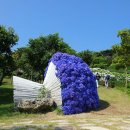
<box><xmin>12</xmin><ymin>47</ymin><xmax>33</xmax><ymax>78</ymax></box>
<box><xmin>14</xmin><ymin>33</ymin><xmax>76</xmax><ymax>81</ymax></box>
<box><xmin>78</xmin><ymin>50</ymin><xmax>93</xmax><ymax>66</ymax></box>
<box><xmin>91</xmin><ymin>51</ymin><xmax>110</xmax><ymax>69</ymax></box>
<box><xmin>27</xmin><ymin>33</ymin><xmax>76</xmax><ymax>75</ymax></box>
<box><xmin>0</xmin><ymin>25</ymin><xmax>18</xmax><ymax>85</ymax></box>
<box><xmin>112</xmin><ymin>29</ymin><xmax>130</xmax><ymax>88</ymax></box>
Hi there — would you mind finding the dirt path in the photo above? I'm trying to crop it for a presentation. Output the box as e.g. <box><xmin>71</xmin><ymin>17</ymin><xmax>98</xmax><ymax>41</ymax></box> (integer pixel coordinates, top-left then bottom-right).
<box><xmin>1</xmin><ymin>115</ymin><xmax>130</xmax><ymax>130</ymax></box>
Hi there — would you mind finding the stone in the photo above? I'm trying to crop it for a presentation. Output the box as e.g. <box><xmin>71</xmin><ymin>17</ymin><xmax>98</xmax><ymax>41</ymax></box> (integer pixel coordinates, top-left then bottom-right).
<box><xmin>13</xmin><ymin>121</ymin><xmax>33</xmax><ymax>125</ymax></box>
<box><xmin>17</xmin><ymin>98</ymin><xmax>56</xmax><ymax>113</ymax></box>
<box><xmin>80</xmin><ymin>126</ymin><xmax>109</xmax><ymax>130</ymax></box>
<box><xmin>54</xmin><ymin>126</ymin><xmax>76</xmax><ymax>130</ymax></box>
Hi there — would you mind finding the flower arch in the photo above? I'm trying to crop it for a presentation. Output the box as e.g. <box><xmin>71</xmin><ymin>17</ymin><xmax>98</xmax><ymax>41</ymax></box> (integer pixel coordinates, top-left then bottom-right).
<box><xmin>45</xmin><ymin>52</ymin><xmax>99</xmax><ymax>115</ymax></box>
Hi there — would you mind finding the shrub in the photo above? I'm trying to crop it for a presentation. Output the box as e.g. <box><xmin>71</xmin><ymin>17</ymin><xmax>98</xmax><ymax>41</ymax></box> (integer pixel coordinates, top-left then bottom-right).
<box><xmin>55</xmin><ymin>106</ymin><xmax>63</xmax><ymax>115</ymax></box>
<box><xmin>109</xmin><ymin>77</ymin><xmax>116</xmax><ymax>88</ymax></box>
<box><xmin>38</xmin><ymin>86</ymin><xmax>51</xmax><ymax>98</ymax></box>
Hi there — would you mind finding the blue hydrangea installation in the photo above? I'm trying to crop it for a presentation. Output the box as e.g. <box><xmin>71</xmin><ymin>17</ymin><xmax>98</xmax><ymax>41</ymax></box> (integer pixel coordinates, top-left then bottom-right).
<box><xmin>45</xmin><ymin>52</ymin><xmax>99</xmax><ymax>115</ymax></box>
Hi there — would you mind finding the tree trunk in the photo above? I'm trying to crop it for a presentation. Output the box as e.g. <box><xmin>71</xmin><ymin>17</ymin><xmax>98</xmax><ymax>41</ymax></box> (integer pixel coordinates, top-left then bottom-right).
<box><xmin>31</xmin><ymin>71</ymin><xmax>33</xmax><ymax>81</ymax></box>
<box><xmin>0</xmin><ymin>69</ymin><xmax>4</xmax><ymax>86</ymax></box>
<box><xmin>124</xmin><ymin>64</ymin><xmax>128</xmax><ymax>92</ymax></box>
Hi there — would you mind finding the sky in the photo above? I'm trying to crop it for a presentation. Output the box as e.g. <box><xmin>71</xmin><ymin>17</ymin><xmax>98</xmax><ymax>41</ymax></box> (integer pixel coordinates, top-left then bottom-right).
<box><xmin>0</xmin><ymin>0</ymin><xmax>130</xmax><ymax>52</ymax></box>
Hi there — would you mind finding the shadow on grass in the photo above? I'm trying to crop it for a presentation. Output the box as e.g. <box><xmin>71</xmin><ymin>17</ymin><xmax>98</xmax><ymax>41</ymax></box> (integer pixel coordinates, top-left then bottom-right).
<box><xmin>0</xmin><ymin>80</ymin><xmax>14</xmax><ymax>117</ymax></box>
<box><xmin>0</xmin><ymin>87</ymin><xmax>13</xmax><ymax>104</ymax></box>
<box><xmin>86</xmin><ymin>99</ymin><xmax>110</xmax><ymax>113</ymax></box>
<box><xmin>96</xmin><ymin>99</ymin><xmax>110</xmax><ymax>111</ymax></box>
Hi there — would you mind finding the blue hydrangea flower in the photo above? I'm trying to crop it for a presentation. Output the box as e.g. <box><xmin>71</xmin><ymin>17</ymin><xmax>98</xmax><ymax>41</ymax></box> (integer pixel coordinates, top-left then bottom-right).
<box><xmin>45</xmin><ymin>52</ymin><xmax>99</xmax><ymax>115</ymax></box>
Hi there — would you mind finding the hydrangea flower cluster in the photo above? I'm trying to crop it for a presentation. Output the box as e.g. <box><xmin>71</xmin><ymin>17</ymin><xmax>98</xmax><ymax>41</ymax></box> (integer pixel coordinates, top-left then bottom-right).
<box><xmin>45</xmin><ymin>52</ymin><xmax>99</xmax><ymax>115</ymax></box>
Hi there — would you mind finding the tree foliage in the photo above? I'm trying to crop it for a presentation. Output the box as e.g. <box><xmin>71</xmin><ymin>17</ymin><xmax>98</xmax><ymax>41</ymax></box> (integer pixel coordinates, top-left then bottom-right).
<box><xmin>112</xmin><ymin>29</ymin><xmax>130</xmax><ymax>68</ymax></box>
<box><xmin>112</xmin><ymin>29</ymin><xmax>130</xmax><ymax>87</ymax></box>
<box><xmin>13</xmin><ymin>33</ymin><xmax>76</xmax><ymax>81</ymax></box>
<box><xmin>90</xmin><ymin>49</ymin><xmax>113</xmax><ymax>69</ymax></box>
<box><xmin>0</xmin><ymin>25</ymin><xmax>18</xmax><ymax>85</ymax></box>
<box><xmin>78</xmin><ymin>50</ymin><xmax>93</xmax><ymax>65</ymax></box>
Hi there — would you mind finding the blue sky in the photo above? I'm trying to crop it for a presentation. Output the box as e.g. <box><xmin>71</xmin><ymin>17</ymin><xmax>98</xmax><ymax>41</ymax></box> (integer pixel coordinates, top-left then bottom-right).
<box><xmin>0</xmin><ymin>0</ymin><xmax>130</xmax><ymax>52</ymax></box>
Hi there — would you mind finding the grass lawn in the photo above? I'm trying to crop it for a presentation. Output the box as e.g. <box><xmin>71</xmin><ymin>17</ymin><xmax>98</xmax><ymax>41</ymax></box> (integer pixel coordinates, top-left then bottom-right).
<box><xmin>0</xmin><ymin>77</ymin><xmax>14</xmax><ymax>116</ymax></box>
<box><xmin>0</xmin><ymin>77</ymin><xmax>130</xmax><ymax>126</ymax></box>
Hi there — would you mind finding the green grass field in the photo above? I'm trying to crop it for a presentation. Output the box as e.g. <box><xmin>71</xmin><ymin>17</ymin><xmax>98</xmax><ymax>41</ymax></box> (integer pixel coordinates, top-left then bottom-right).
<box><xmin>0</xmin><ymin>77</ymin><xmax>130</xmax><ymax>126</ymax></box>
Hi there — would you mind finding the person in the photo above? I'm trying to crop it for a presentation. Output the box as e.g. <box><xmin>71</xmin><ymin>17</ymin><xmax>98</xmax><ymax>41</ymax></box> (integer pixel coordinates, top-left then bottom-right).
<box><xmin>96</xmin><ymin>73</ymin><xmax>101</xmax><ymax>88</ymax></box>
<box><xmin>104</xmin><ymin>74</ymin><xmax>110</xmax><ymax>88</ymax></box>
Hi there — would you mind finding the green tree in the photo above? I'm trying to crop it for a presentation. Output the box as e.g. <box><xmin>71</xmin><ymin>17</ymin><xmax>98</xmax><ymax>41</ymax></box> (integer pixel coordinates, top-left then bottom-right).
<box><xmin>27</xmin><ymin>33</ymin><xmax>76</xmax><ymax>75</ymax></box>
<box><xmin>112</xmin><ymin>29</ymin><xmax>130</xmax><ymax>88</ymax></box>
<box><xmin>14</xmin><ymin>33</ymin><xmax>76</xmax><ymax>81</ymax></box>
<box><xmin>91</xmin><ymin>49</ymin><xmax>113</xmax><ymax>69</ymax></box>
<box><xmin>0</xmin><ymin>25</ymin><xmax>18</xmax><ymax>85</ymax></box>
<box><xmin>78</xmin><ymin>50</ymin><xmax>93</xmax><ymax>66</ymax></box>
<box><xmin>91</xmin><ymin>52</ymin><xmax>108</xmax><ymax>69</ymax></box>
<box><xmin>12</xmin><ymin>47</ymin><xmax>33</xmax><ymax>79</ymax></box>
